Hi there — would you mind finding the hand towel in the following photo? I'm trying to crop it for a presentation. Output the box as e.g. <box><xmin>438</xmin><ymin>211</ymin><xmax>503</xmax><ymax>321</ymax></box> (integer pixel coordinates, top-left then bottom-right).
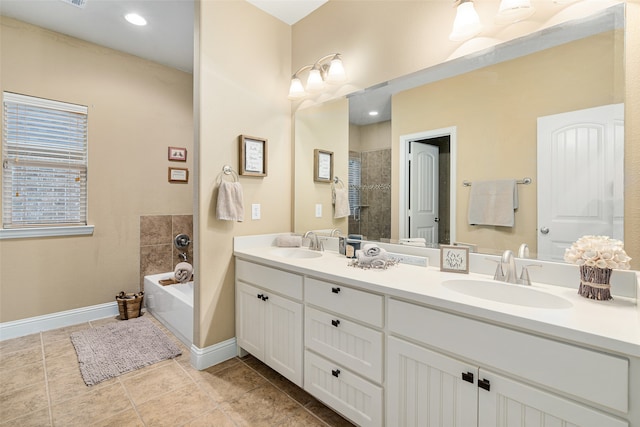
<box><xmin>357</xmin><ymin>245</ymin><xmax>388</xmax><ymax>266</ymax></box>
<box><xmin>467</xmin><ymin>179</ymin><xmax>518</xmax><ymax>227</ymax></box>
<box><xmin>174</xmin><ymin>262</ymin><xmax>193</xmax><ymax>283</ymax></box>
<box><xmin>399</xmin><ymin>238</ymin><xmax>427</xmax><ymax>247</ymax></box>
<box><xmin>362</xmin><ymin>243</ymin><xmax>382</xmax><ymax>257</ymax></box>
<box><xmin>332</xmin><ymin>187</ymin><xmax>351</xmax><ymax>219</ymax></box>
<box><xmin>276</xmin><ymin>235</ymin><xmax>302</xmax><ymax>248</ymax></box>
<box><xmin>216</xmin><ymin>181</ymin><xmax>244</xmax><ymax>222</ymax></box>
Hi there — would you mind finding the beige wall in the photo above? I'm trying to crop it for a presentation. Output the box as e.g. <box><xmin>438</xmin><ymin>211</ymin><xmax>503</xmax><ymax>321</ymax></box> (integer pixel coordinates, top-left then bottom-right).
<box><xmin>196</xmin><ymin>0</ymin><xmax>292</xmax><ymax>348</ymax></box>
<box><xmin>392</xmin><ymin>30</ymin><xmax>622</xmax><ymax>255</ymax></box>
<box><xmin>350</xmin><ymin>121</ymin><xmax>392</xmax><ymax>153</ymax></box>
<box><xmin>294</xmin><ymin>98</ymin><xmax>349</xmax><ymax>234</ymax></box>
<box><xmin>0</xmin><ymin>17</ymin><xmax>194</xmax><ymax>322</ymax></box>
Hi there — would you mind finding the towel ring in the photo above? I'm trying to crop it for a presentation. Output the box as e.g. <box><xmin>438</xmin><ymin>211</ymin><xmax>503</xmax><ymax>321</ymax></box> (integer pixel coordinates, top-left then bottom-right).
<box><xmin>332</xmin><ymin>176</ymin><xmax>345</xmax><ymax>189</ymax></box>
<box><xmin>219</xmin><ymin>165</ymin><xmax>239</xmax><ymax>183</ymax></box>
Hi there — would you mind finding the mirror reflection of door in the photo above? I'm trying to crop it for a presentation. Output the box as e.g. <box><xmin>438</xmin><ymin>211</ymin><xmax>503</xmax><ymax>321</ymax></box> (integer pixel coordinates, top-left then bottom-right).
<box><xmin>402</xmin><ymin>135</ymin><xmax>452</xmax><ymax>245</ymax></box>
<box><xmin>537</xmin><ymin>103</ymin><xmax>624</xmax><ymax>261</ymax></box>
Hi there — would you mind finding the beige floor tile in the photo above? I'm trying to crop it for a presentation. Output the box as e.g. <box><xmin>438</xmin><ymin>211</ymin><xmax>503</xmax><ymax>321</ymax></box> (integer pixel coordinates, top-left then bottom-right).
<box><xmin>41</xmin><ymin>323</ymin><xmax>90</xmax><ymax>345</ymax></box>
<box><xmin>0</xmin><ymin>383</ymin><xmax>48</xmax><ymax>417</ymax></box>
<box><xmin>0</xmin><ymin>333</ymin><xmax>42</xmax><ymax>354</ymax></box>
<box><xmin>0</xmin><ymin>361</ymin><xmax>44</xmax><ymax>393</ymax></box>
<box><xmin>50</xmin><ymin>382</ymin><xmax>132</xmax><ymax>426</ymax></box>
<box><xmin>43</xmin><ymin>337</ymin><xmax>76</xmax><ymax>359</ymax></box>
<box><xmin>242</xmin><ymin>356</ymin><xmax>315</xmax><ymax>406</ymax></box>
<box><xmin>196</xmin><ymin>361</ymin><xmax>267</xmax><ymax>404</ymax></box>
<box><xmin>305</xmin><ymin>399</ymin><xmax>355</xmax><ymax>427</ymax></box>
<box><xmin>0</xmin><ymin>344</ymin><xmax>43</xmax><ymax>371</ymax></box>
<box><xmin>90</xmin><ymin>408</ymin><xmax>145</xmax><ymax>427</ymax></box>
<box><xmin>274</xmin><ymin>407</ymin><xmax>328</xmax><ymax>427</ymax></box>
<box><xmin>47</xmin><ymin>368</ymin><xmax>117</xmax><ymax>404</ymax></box>
<box><xmin>118</xmin><ymin>358</ymin><xmax>174</xmax><ymax>381</ymax></box>
<box><xmin>136</xmin><ymin>384</ymin><xmax>215</xmax><ymax>427</ymax></box>
<box><xmin>89</xmin><ymin>316</ymin><xmax>121</xmax><ymax>328</ymax></box>
<box><xmin>184</xmin><ymin>409</ymin><xmax>236</xmax><ymax>427</ymax></box>
<box><xmin>0</xmin><ymin>407</ymin><xmax>51</xmax><ymax>427</ymax></box>
<box><xmin>45</xmin><ymin>353</ymin><xmax>83</xmax><ymax>379</ymax></box>
<box><xmin>121</xmin><ymin>361</ymin><xmax>195</xmax><ymax>405</ymax></box>
<box><xmin>220</xmin><ymin>384</ymin><xmax>301</xmax><ymax>427</ymax></box>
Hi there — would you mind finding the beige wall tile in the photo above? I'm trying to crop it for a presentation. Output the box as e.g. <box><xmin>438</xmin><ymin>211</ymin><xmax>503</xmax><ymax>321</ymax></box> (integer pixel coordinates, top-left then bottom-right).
<box><xmin>140</xmin><ymin>215</ymin><xmax>172</xmax><ymax>246</ymax></box>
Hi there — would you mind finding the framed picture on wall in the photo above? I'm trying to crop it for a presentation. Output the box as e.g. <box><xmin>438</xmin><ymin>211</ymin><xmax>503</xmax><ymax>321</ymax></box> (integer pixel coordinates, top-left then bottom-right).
<box><xmin>168</xmin><ymin>167</ymin><xmax>189</xmax><ymax>183</ymax></box>
<box><xmin>168</xmin><ymin>146</ymin><xmax>187</xmax><ymax>161</ymax></box>
<box><xmin>314</xmin><ymin>149</ymin><xmax>333</xmax><ymax>183</ymax></box>
<box><xmin>239</xmin><ymin>135</ymin><xmax>267</xmax><ymax>177</ymax></box>
<box><xmin>440</xmin><ymin>245</ymin><xmax>469</xmax><ymax>274</ymax></box>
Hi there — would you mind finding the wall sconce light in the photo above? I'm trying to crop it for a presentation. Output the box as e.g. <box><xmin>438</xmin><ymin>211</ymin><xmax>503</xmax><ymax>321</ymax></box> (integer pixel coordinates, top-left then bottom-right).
<box><xmin>495</xmin><ymin>0</ymin><xmax>535</xmax><ymax>24</ymax></box>
<box><xmin>449</xmin><ymin>0</ymin><xmax>483</xmax><ymax>42</ymax></box>
<box><xmin>288</xmin><ymin>53</ymin><xmax>347</xmax><ymax>99</ymax></box>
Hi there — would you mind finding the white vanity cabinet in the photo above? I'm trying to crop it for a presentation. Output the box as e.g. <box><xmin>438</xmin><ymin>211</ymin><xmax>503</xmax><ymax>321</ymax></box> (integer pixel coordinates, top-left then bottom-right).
<box><xmin>387</xmin><ymin>298</ymin><xmax>629</xmax><ymax>427</ymax></box>
<box><xmin>303</xmin><ymin>277</ymin><xmax>384</xmax><ymax>427</ymax></box>
<box><xmin>235</xmin><ymin>259</ymin><xmax>303</xmax><ymax>386</ymax></box>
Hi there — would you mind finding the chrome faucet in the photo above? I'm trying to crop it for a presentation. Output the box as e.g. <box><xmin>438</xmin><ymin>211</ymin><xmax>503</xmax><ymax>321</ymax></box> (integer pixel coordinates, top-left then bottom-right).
<box><xmin>494</xmin><ymin>250</ymin><xmax>518</xmax><ymax>284</ymax></box>
<box><xmin>330</xmin><ymin>228</ymin><xmax>342</xmax><ymax>237</ymax></box>
<box><xmin>303</xmin><ymin>231</ymin><xmax>324</xmax><ymax>251</ymax></box>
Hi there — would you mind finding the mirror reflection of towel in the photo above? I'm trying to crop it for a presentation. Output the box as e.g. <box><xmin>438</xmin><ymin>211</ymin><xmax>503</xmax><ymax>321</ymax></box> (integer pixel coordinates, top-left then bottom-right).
<box><xmin>468</xmin><ymin>179</ymin><xmax>517</xmax><ymax>227</ymax></box>
<box><xmin>332</xmin><ymin>187</ymin><xmax>351</xmax><ymax>219</ymax></box>
<box><xmin>216</xmin><ymin>181</ymin><xmax>244</xmax><ymax>222</ymax></box>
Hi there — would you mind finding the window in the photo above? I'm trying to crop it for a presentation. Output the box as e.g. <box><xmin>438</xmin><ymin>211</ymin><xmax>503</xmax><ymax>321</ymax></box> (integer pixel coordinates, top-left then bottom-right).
<box><xmin>348</xmin><ymin>153</ymin><xmax>361</xmax><ymax>216</ymax></box>
<box><xmin>2</xmin><ymin>92</ymin><xmax>92</xmax><ymax>238</ymax></box>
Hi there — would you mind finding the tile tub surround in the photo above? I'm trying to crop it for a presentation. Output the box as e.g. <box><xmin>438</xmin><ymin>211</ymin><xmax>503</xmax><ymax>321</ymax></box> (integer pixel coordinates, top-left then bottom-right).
<box><xmin>139</xmin><ymin>214</ymin><xmax>193</xmax><ymax>288</ymax></box>
<box><xmin>0</xmin><ymin>313</ymin><xmax>354</xmax><ymax>427</ymax></box>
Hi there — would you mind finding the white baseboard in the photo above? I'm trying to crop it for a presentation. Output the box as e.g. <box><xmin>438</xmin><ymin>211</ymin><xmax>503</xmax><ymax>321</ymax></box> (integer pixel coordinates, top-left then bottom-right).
<box><xmin>190</xmin><ymin>337</ymin><xmax>238</xmax><ymax>370</ymax></box>
<box><xmin>0</xmin><ymin>302</ymin><xmax>120</xmax><ymax>341</ymax></box>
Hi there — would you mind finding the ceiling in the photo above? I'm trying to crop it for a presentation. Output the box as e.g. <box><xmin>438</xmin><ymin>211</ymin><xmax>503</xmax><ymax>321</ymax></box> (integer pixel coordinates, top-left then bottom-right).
<box><xmin>0</xmin><ymin>0</ymin><xmax>326</xmax><ymax>74</ymax></box>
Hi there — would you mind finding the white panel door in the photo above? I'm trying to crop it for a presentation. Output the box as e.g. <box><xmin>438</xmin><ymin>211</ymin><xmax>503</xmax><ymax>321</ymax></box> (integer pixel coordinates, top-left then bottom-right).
<box><xmin>387</xmin><ymin>336</ymin><xmax>478</xmax><ymax>427</ymax></box>
<box><xmin>478</xmin><ymin>370</ymin><xmax>628</xmax><ymax>427</ymax></box>
<box><xmin>236</xmin><ymin>281</ymin><xmax>266</xmax><ymax>360</ymax></box>
<box><xmin>265</xmin><ymin>292</ymin><xmax>303</xmax><ymax>386</ymax></box>
<box><xmin>409</xmin><ymin>142</ymin><xmax>439</xmax><ymax>243</ymax></box>
<box><xmin>537</xmin><ymin>104</ymin><xmax>623</xmax><ymax>261</ymax></box>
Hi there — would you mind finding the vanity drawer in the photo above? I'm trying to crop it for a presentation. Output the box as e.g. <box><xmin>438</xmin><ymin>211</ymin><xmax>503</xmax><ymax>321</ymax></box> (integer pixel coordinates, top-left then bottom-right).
<box><xmin>305</xmin><ymin>306</ymin><xmax>383</xmax><ymax>383</ymax></box>
<box><xmin>304</xmin><ymin>350</ymin><xmax>383</xmax><ymax>427</ymax></box>
<box><xmin>388</xmin><ymin>298</ymin><xmax>629</xmax><ymax>413</ymax></box>
<box><xmin>305</xmin><ymin>277</ymin><xmax>383</xmax><ymax>328</ymax></box>
<box><xmin>236</xmin><ymin>259</ymin><xmax>303</xmax><ymax>300</ymax></box>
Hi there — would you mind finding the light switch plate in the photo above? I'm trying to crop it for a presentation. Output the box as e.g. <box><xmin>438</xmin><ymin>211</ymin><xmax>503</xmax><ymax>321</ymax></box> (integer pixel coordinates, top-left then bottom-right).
<box><xmin>315</xmin><ymin>204</ymin><xmax>322</xmax><ymax>218</ymax></box>
<box><xmin>251</xmin><ymin>204</ymin><xmax>261</xmax><ymax>220</ymax></box>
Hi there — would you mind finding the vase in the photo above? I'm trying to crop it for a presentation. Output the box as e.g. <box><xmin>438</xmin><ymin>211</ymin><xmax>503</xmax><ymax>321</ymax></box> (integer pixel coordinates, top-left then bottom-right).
<box><xmin>578</xmin><ymin>265</ymin><xmax>613</xmax><ymax>300</ymax></box>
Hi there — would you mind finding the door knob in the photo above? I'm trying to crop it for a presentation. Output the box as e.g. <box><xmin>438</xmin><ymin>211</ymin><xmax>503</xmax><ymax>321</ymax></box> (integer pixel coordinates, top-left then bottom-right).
<box><xmin>434</xmin><ymin>217</ymin><xmax>440</xmax><ymax>223</ymax></box>
<box><xmin>540</xmin><ymin>227</ymin><xmax>549</xmax><ymax>235</ymax></box>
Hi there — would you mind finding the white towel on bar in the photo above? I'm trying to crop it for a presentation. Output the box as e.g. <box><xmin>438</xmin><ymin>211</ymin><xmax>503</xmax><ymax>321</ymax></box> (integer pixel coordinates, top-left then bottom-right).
<box><xmin>332</xmin><ymin>187</ymin><xmax>351</xmax><ymax>219</ymax></box>
<box><xmin>468</xmin><ymin>179</ymin><xmax>518</xmax><ymax>227</ymax></box>
<box><xmin>216</xmin><ymin>181</ymin><xmax>244</xmax><ymax>222</ymax></box>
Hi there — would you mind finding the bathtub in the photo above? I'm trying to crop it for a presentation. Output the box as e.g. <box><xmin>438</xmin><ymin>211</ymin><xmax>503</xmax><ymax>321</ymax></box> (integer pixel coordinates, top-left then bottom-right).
<box><xmin>144</xmin><ymin>273</ymin><xmax>193</xmax><ymax>347</ymax></box>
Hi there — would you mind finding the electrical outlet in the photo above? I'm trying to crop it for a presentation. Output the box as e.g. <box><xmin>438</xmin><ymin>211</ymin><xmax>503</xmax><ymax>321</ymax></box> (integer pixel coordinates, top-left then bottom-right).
<box><xmin>315</xmin><ymin>204</ymin><xmax>322</xmax><ymax>218</ymax></box>
<box><xmin>251</xmin><ymin>204</ymin><xmax>261</xmax><ymax>220</ymax></box>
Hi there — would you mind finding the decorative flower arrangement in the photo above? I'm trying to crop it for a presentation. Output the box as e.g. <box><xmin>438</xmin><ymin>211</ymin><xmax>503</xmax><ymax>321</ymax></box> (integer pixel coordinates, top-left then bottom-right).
<box><xmin>563</xmin><ymin>235</ymin><xmax>631</xmax><ymax>270</ymax></box>
<box><xmin>564</xmin><ymin>235</ymin><xmax>631</xmax><ymax>300</ymax></box>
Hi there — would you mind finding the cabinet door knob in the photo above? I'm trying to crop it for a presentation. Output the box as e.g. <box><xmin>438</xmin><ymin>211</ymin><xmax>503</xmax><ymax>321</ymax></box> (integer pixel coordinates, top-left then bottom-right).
<box><xmin>332</xmin><ymin>369</ymin><xmax>341</xmax><ymax>378</ymax></box>
<box><xmin>461</xmin><ymin>372</ymin><xmax>474</xmax><ymax>383</ymax></box>
<box><xmin>331</xmin><ymin>319</ymin><xmax>340</xmax><ymax>327</ymax></box>
<box><xmin>256</xmin><ymin>293</ymin><xmax>263</xmax><ymax>299</ymax></box>
<box><xmin>331</xmin><ymin>287</ymin><xmax>341</xmax><ymax>294</ymax></box>
<box><xmin>478</xmin><ymin>378</ymin><xmax>491</xmax><ymax>391</ymax></box>
<box><xmin>262</xmin><ymin>295</ymin><xmax>269</xmax><ymax>301</ymax></box>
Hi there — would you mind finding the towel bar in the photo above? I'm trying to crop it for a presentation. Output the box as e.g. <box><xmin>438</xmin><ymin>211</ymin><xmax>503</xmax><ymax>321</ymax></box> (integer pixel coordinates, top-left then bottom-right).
<box><xmin>463</xmin><ymin>177</ymin><xmax>532</xmax><ymax>187</ymax></box>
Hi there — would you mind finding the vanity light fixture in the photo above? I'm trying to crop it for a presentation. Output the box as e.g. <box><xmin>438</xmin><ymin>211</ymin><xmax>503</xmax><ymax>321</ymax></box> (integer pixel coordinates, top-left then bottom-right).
<box><xmin>288</xmin><ymin>53</ymin><xmax>347</xmax><ymax>100</ymax></box>
<box><xmin>125</xmin><ymin>13</ymin><xmax>147</xmax><ymax>26</ymax></box>
<box><xmin>449</xmin><ymin>0</ymin><xmax>483</xmax><ymax>42</ymax></box>
<box><xmin>495</xmin><ymin>0</ymin><xmax>535</xmax><ymax>24</ymax></box>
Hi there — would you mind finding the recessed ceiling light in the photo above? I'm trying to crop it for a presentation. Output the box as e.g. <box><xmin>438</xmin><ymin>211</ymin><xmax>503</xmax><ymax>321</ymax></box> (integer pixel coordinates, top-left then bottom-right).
<box><xmin>125</xmin><ymin>13</ymin><xmax>147</xmax><ymax>26</ymax></box>
<box><xmin>369</xmin><ymin>111</ymin><xmax>379</xmax><ymax>116</ymax></box>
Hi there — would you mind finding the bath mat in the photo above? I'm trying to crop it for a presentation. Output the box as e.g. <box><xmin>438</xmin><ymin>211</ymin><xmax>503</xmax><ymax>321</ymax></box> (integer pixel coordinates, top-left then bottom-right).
<box><xmin>70</xmin><ymin>316</ymin><xmax>182</xmax><ymax>386</ymax></box>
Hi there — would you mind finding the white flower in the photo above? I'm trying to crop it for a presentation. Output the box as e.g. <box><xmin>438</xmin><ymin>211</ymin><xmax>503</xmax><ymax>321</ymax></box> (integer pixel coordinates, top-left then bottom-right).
<box><xmin>563</xmin><ymin>235</ymin><xmax>631</xmax><ymax>270</ymax></box>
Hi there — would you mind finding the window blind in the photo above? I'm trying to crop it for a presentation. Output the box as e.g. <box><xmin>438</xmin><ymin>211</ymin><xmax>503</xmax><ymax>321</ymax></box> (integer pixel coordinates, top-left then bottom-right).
<box><xmin>2</xmin><ymin>92</ymin><xmax>88</xmax><ymax>228</ymax></box>
<box><xmin>348</xmin><ymin>154</ymin><xmax>361</xmax><ymax>215</ymax></box>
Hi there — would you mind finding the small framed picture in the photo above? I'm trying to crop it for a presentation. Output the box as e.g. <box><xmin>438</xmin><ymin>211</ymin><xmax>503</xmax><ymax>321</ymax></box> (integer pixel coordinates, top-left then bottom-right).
<box><xmin>240</xmin><ymin>135</ymin><xmax>267</xmax><ymax>177</ymax></box>
<box><xmin>440</xmin><ymin>245</ymin><xmax>469</xmax><ymax>273</ymax></box>
<box><xmin>168</xmin><ymin>146</ymin><xmax>187</xmax><ymax>161</ymax></box>
<box><xmin>314</xmin><ymin>149</ymin><xmax>333</xmax><ymax>183</ymax></box>
<box><xmin>168</xmin><ymin>167</ymin><xmax>189</xmax><ymax>183</ymax></box>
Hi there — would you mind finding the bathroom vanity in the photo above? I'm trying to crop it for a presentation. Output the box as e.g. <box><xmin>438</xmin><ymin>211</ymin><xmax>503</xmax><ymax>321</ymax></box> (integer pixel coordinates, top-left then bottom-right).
<box><xmin>234</xmin><ymin>235</ymin><xmax>640</xmax><ymax>427</ymax></box>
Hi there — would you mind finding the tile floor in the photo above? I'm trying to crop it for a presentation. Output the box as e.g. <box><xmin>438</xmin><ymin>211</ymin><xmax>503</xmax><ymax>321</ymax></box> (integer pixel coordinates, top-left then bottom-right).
<box><xmin>0</xmin><ymin>313</ymin><xmax>355</xmax><ymax>426</ymax></box>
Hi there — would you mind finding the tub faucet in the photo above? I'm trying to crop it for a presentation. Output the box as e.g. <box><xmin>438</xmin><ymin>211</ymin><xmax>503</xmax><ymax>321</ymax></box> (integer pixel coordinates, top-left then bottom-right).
<box><xmin>303</xmin><ymin>231</ymin><xmax>324</xmax><ymax>251</ymax></box>
<box><xmin>179</xmin><ymin>252</ymin><xmax>188</xmax><ymax>262</ymax></box>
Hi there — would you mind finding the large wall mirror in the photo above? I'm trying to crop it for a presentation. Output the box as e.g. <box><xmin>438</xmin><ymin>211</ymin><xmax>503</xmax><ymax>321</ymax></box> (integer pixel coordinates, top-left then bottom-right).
<box><xmin>294</xmin><ymin>4</ymin><xmax>625</xmax><ymax>262</ymax></box>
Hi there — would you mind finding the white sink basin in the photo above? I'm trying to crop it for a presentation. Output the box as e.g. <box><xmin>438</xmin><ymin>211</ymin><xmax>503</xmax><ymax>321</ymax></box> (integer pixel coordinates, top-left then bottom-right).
<box><xmin>270</xmin><ymin>247</ymin><xmax>323</xmax><ymax>259</ymax></box>
<box><xmin>442</xmin><ymin>279</ymin><xmax>572</xmax><ymax>309</ymax></box>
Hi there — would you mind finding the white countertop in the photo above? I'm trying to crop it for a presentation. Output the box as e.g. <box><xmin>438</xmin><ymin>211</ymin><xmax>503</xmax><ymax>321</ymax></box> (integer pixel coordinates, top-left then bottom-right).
<box><xmin>234</xmin><ymin>245</ymin><xmax>640</xmax><ymax>358</ymax></box>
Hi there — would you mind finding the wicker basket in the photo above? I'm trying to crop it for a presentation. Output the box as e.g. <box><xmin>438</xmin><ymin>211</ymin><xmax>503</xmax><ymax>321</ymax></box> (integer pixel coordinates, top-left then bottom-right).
<box><xmin>116</xmin><ymin>291</ymin><xmax>144</xmax><ymax>320</ymax></box>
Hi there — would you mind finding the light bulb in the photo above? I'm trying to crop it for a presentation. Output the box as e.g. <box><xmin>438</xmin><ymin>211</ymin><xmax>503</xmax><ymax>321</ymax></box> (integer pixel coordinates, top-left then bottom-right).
<box><xmin>325</xmin><ymin>56</ymin><xmax>346</xmax><ymax>84</ymax></box>
<box><xmin>449</xmin><ymin>2</ymin><xmax>482</xmax><ymax>42</ymax></box>
<box><xmin>288</xmin><ymin>77</ymin><xmax>305</xmax><ymax>99</ymax></box>
<box><xmin>495</xmin><ymin>0</ymin><xmax>535</xmax><ymax>24</ymax></box>
<box><xmin>306</xmin><ymin>67</ymin><xmax>325</xmax><ymax>92</ymax></box>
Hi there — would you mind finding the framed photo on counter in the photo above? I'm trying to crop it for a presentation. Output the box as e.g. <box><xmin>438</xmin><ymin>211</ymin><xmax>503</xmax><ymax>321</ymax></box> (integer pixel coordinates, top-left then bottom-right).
<box><xmin>440</xmin><ymin>245</ymin><xmax>469</xmax><ymax>273</ymax></box>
